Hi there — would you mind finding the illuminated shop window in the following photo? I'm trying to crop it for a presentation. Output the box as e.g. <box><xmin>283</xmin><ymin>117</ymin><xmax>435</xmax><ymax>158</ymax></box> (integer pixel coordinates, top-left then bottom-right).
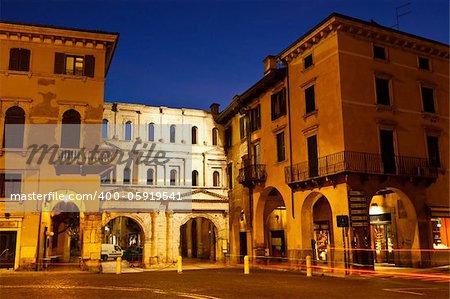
<box><xmin>432</xmin><ymin>218</ymin><xmax>450</xmax><ymax>249</ymax></box>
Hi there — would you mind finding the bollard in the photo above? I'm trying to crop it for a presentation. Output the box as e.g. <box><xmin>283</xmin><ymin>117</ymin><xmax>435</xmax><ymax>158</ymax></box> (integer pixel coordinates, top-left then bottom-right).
<box><xmin>116</xmin><ymin>257</ymin><xmax>122</xmax><ymax>275</ymax></box>
<box><xmin>244</xmin><ymin>255</ymin><xmax>249</xmax><ymax>274</ymax></box>
<box><xmin>177</xmin><ymin>256</ymin><xmax>182</xmax><ymax>273</ymax></box>
<box><xmin>306</xmin><ymin>255</ymin><xmax>312</xmax><ymax>277</ymax></box>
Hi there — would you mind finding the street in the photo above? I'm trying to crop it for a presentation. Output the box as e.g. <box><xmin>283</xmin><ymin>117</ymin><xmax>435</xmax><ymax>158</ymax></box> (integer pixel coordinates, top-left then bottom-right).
<box><xmin>1</xmin><ymin>268</ymin><xmax>449</xmax><ymax>299</ymax></box>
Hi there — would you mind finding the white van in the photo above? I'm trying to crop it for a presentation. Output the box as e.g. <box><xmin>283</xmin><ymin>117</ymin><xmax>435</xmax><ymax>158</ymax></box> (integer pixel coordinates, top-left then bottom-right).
<box><xmin>101</xmin><ymin>244</ymin><xmax>123</xmax><ymax>261</ymax></box>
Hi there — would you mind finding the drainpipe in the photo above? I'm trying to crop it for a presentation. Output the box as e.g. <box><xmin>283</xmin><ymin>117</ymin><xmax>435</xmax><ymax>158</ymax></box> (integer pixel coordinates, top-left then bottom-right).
<box><xmin>284</xmin><ymin>62</ymin><xmax>295</xmax><ymax>219</ymax></box>
<box><xmin>245</xmin><ymin>112</ymin><xmax>253</xmax><ymax>228</ymax></box>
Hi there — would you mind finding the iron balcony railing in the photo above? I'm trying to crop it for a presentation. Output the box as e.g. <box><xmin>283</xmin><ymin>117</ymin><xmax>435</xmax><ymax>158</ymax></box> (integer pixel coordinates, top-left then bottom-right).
<box><xmin>238</xmin><ymin>164</ymin><xmax>267</xmax><ymax>185</ymax></box>
<box><xmin>285</xmin><ymin>151</ymin><xmax>438</xmax><ymax>184</ymax></box>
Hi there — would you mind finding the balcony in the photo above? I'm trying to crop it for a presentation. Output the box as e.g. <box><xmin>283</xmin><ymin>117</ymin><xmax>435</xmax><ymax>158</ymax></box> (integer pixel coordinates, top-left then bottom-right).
<box><xmin>285</xmin><ymin>151</ymin><xmax>438</xmax><ymax>187</ymax></box>
<box><xmin>238</xmin><ymin>164</ymin><xmax>267</xmax><ymax>187</ymax></box>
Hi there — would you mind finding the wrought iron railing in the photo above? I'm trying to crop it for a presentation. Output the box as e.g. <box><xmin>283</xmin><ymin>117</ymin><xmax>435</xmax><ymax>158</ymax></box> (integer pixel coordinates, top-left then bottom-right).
<box><xmin>285</xmin><ymin>151</ymin><xmax>438</xmax><ymax>184</ymax></box>
<box><xmin>238</xmin><ymin>164</ymin><xmax>267</xmax><ymax>185</ymax></box>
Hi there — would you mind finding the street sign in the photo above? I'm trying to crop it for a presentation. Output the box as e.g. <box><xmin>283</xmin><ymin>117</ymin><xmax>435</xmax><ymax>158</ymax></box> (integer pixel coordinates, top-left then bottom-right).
<box><xmin>336</xmin><ymin>215</ymin><xmax>349</xmax><ymax>227</ymax></box>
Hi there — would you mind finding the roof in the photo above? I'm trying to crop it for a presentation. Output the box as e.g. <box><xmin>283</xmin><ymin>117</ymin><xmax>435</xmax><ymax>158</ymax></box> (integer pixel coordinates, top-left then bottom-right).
<box><xmin>216</xmin><ymin>68</ymin><xmax>287</xmax><ymax>124</ymax></box>
<box><xmin>278</xmin><ymin>12</ymin><xmax>448</xmax><ymax>59</ymax></box>
<box><xmin>0</xmin><ymin>20</ymin><xmax>119</xmax><ymax>36</ymax></box>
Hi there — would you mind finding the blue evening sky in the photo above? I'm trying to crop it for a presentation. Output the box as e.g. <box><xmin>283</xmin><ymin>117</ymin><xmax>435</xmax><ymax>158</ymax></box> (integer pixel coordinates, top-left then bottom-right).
<box><xmin>1</xmin><ymin>0</ymin><xmax>448</xmax><ymax>110</ymax></box>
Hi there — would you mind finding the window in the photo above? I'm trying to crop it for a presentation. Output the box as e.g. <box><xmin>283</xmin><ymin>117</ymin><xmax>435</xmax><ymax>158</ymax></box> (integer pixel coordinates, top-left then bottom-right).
<box><xmin>427</xmin><ymin>135</ymin><xmax>440</xmax><ymax>167</ymax></box>
<box><xmin>148</xmin><ymin>123</ymin><xmax>155</xmax><ymax>141</ymax></box>
<box><xmin>102</xmin><ymin>119</ymin><xmax>108</xmax><ymax>139</ymax></box>
<box><xmin>225</xmin><ymin>127</ymin><xmax>232</xmax><ymax>149</ymax></box>
<box><xmin>249</xmin><ymin>105</ymin><xmax>261</xmax><ymax>132</ymax></box>
<box><xmin>125</xmin><ymin>121</ymin><xmax>133</xmax><ymax>141</ymax></box>
<box><xmin>3</xmin><ymin>106</ymin><xmax>25</xmax><ymax>149</ymax></box>
<box><xmin>147</xmin><ymin>169</ymin><xmax>155</xmax><ymax>185</ymax></box>
<box><xmin>421</xmin><ymin>86</ymin><xmax>435</xmax><ymax>113</ymax></box>
<box><xmin>271</xmin><ymin>88</ymin><xmax>287</xmax><ymax>120</ymax></box>
<box><xmin>276</xmin><ymin>131</ymin><xmax>286</xmax><ymax>162</ymax></box>
<box><xmin>418</xmin><ymin>57</ymin><xmax>430</xmax><ymax>70</ymax></box>
<box><xmin>375</xmin><ymin>77</ymin><xmax>391</xmax><ymax>106</ymax></box>
<box><xmin>191</xmin><ymin>126</ymin><xmax>198</xmax><ymax>144</ymax></box>
<box><xmin>227</xmin><ymin>163</ymin><xmax>233</xmax><ymax>189</ymax></box>
<box><xmin>432</xmin><ymin>218</ymin><xmax>450</xmax><ymax>249</ymax></box>
<box><xmin>61</xmin><ymin>109</ymin><xmax>81</xmax><ymax>148</ymax></box>
<box><xmin>304</xmin><ymin>54</ymin><xmax>313</xmax><ymax>69</ymax></box>
<box><xmin>373</xmin><ymin>45</ymin><xmax>386</xmax><ymax>60</ymax></box>
<box><xmin>0</xmin><ymin>173</ymin><xmax>22</xmax><ymax>198</ymax></box>
<box><xmin>239</xmin><ymin>117</ymin><xmax>246</xmax><ymax>140</ymax></box>
<box><xmin>213</xmin><ymin>171</ymin><xmax>220</xmax><ymax>187</ymax></box>
<box><xmin>192</xmin><ymin>170</ymin><xmax>198</xmax><ymax>186</ymax></box>
<box><xmin>305</xmin><ymin>85</ymin><xmax>316</xmax><ymax>114</ymax></box>
<box><xmin>54</xmin><ymin>53</ymin><xmax>95</xmax><ymax>77</ymax></box>
<box><xmin>170</xmin><ymin>125</ymin><xmax>176</xmax><ymax>143</ymax></box>
<box><xmin>170</xmin><ymin>169</ymin><xmax>177</xmax><ymax>186</ymax></box>
<box><xmin>123</xmin><ymin>168</ymin><xmax>131</xmax><ymax>184</ymax></box>
<box><xmin>9</xmin><ymin>48</ymin><xmax>30</xmax><ymax>72</ymax></box>
<box><xmin>212</xmin><ymin>128</ymin><xmax>218</xmax><ymax>145</ymax></box>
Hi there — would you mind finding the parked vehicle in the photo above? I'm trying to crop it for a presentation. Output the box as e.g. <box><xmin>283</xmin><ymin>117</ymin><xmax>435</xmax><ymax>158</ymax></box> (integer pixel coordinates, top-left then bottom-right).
<box><xmin>101</xmin><ymin>244</ymin><xmax>123</xmax><ymax>261</ymax></box>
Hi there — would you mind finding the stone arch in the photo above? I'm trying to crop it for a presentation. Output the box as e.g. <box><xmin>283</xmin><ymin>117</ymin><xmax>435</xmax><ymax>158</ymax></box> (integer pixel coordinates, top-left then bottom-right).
<box><xmin>101</xmin><ymin>212</ymin><xmax>152</xmax><ymax>265</ymax></box>
<box><xmin>174</xmin><ymin>213</ymin><xmax>227</xmax><ymax>262</ymax></box>
<box><xmin>369</xmin><ymin>187</ymin><xmax>420</xmax><ymax>267</ymax></box>
<box><xmin>300</xmin><ymin>191</ymin><xmax>333</xmax><ymax>257</ymax></box>
<box><xmin>254</xmin><ymin>187</ymin><xmax>287</xmax><ymax>258</ymax></box>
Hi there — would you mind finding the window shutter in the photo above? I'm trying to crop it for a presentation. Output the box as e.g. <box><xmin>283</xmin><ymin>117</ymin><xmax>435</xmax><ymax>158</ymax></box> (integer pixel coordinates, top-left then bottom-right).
<box><xmin>84</xmin><ymin>55</ymin><xmax>95</xmax><ymax>77</ymax></box>
<box><xmin>19</xmin><ymin>49</ymin><xmax>31</xmax><ymax>71</ymax></box>
<box><xmin>8</xmin><ymin>48</ymin><xmax>20</xmax><ymax>71</ymax></box>
<box><xmin>271</xmin><ymin>94</ymin><xmax>277</xmax><ymax>120</ymax></box>
<box><xmin>281</xmin><ymin>88</ymin><xmax>286</xmax><ymax>116</ymax></box>
<box><xmin>54</xmin><ymin>52</ymin><xmax>65</xmax><ymax>74</ymax></box>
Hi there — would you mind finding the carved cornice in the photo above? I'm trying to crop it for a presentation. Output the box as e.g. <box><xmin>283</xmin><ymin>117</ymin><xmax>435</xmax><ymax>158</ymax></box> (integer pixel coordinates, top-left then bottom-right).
<box><xmin>280</xmin><ymin>14</ymin><xmax>449</xmax><ymax>63</ymax></box>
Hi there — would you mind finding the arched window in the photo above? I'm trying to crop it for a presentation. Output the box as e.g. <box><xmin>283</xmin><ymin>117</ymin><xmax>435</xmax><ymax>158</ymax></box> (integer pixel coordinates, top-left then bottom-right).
<box><xmin>170</xmin><ymin>125</ymin><xmax>176</xmax><ymax>143</ymax></box>
<box><xmin>212</xmin><ymin>128</ymin><xmax>218</xmax><ymax>146</ymax></box>
<box><xmin>61</xmin><ymin>109</ymin><xmax>81</xmax><ymax>148</ymax></box>
<box><xmin>3</xmin><ymin>106</ymin><xmax>25</xmax><ymax>148</ymax></box>
<box><xmin>123</xmin><ymin>168</ymin><xmax>131</xmax><ymax>184</ymax></box>
<box><xmin>125</xmin><ymin>121</ymin><xmax>133</xmax><ymax>141</ymax></box>
<box><xmin>192</xmin><ymin>170</ymin><xmax>198</xmax><ymax>186</ymax></box>
<box><xmin>147</xmin><ymin>169</ymin><xmax>154</xmax><ymax>185</ymax></box>
<box><xmin>102</xmin><ymin>119</ymin><xmax>108</xmax><ymax>139</ymax></box>
<box><xmin>213</xmin><ymin>171</ymin><xmax>220</xmax><ymax>187</ymax></box>
<box><xmin>191</xmin><ymin>126</ymin><xmax>198</xmax><ymax>144</ymax></box>
<box><xmin>170</xmin><ymin>169</ymin><xmax>177</xmax><ymax>186</ymax></box>
<box><xmin>148</xmin><ymin>123</ymin><xmax>155</xmax><ymax>142</ymax></box>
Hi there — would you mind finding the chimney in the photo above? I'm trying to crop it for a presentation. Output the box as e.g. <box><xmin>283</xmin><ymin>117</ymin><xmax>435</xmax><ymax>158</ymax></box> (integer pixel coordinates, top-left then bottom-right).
<box><xmin>263</xmin><ymin>55</ymin><xmax>277</xmax><ymax>75</ymax></box>
<box><xmin>210</xmin><ymin>103</ymin><xmax>220</xmax><ymax>115</ymax></box>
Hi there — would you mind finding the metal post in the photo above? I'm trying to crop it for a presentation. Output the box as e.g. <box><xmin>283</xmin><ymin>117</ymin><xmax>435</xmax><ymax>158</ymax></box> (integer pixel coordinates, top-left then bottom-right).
<box><xmin>244</xmin><ymin>255</ymin><xmax>249</xmax><ymax>274</ymax></box>
<box><xmin>116</xmin><ymin>257</ymin><xmax>122</xmax><ymax>274</ymax></box>
<box><xmin>177</xmin><ymin>256</ymin><xmax>182</xmax><ymax>273</ymax></box>
<box><xmin>306</xmin><ymin>255</ymin><xmax>312</xmax><ymax>277</ymax></box>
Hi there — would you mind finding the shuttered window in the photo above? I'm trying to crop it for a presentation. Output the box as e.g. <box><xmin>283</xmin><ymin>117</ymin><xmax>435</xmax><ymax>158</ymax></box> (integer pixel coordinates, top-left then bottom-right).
<box><xmin>239</xmin><ymin>117</ymin><xmax>246</xmax><ymax>140</ymax></box>
<box><xmin>305</xmin><ymin>85</ymin><xmax>316</xmax><ymax>114</ymax></box>
<box><xmin>276</xmin><ymin>131</ymin><xmax>286</xmax><ymax>162</ymax></box>
<box><xmin>54</xmin><ymin>52</ymin><xmax>95</xmax><ymax>77</ymax></box>
<box><xmin>375</xmin><ymin>77</ymin><xmax>391</xmax><ymax>106</ymax></box>
<box><xmin>249</xmin><ymin>105</ymin><xmax>261</xmax><ymax>132</ymax></box>
<box><xmin>9</xmin><ymin>48</ymin><xmax>31</xmax><ymax>71</ymax></box>
<box><xmin>271</xmin><ymin>88</ymin><xmax>287</xmax><ymax>120</ymax></box>
<box><xmin>421</xmin><ymin>87</ymin><xmax>435</xmax><ymax>113</ymax></box>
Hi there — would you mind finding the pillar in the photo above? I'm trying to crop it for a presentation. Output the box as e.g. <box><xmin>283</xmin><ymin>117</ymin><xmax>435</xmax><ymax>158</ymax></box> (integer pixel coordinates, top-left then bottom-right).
<box><xmin>196</xmin><ymin>218</ymin><xmax>203</xmax><ymax>258</ymax></box>
<box><xmin>166</xmin><ymin>211</ymin><xmax>174</xmax><ymax>263</ymax></box>
<box><xmin>186</xmin><ymin>220</ymin><xmax>192</xmax><ymax>258</ymax></box>
<box><xmin>150</xmin><ymin>212</ymin><xmax>157</xmax><ymax>265</ymax></box>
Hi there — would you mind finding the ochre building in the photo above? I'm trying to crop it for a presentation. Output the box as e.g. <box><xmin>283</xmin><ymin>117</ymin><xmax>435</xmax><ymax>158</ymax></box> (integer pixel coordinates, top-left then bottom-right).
<box><xmin>218</xmin><ymin>13</ymin><xmax>449</xmax><ymax>269</ymax></box>
<box><xmin>0</xmin><ymin>21</ymin><xmax>118</xmax><ymax>270</ymax></box>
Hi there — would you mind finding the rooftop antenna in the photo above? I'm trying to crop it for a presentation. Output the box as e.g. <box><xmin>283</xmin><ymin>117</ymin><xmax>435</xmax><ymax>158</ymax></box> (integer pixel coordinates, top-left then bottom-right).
<box><xmin>392</xmin><ymin>2</ymin><xmax>412</xmax><ymax>30</ymax></box>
